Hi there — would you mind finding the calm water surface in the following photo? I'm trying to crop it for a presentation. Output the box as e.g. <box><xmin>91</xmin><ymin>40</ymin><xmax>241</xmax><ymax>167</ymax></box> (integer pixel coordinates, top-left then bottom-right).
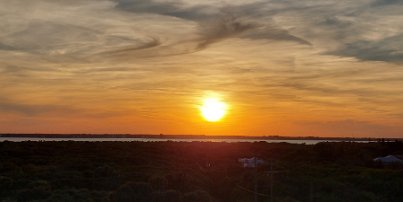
<box><xmin>0</xmin><ymin>137</ymin><xmax>373</xmax><ymax>145</ymax></box>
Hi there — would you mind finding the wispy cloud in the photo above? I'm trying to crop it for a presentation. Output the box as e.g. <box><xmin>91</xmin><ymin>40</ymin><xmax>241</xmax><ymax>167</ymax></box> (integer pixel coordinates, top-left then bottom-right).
<box><xmin>299</xmin><ymin>119</ymin><xmax>403</xmax><ymax>137</ymax></box>
<box><xmin>0</xmin><ymin>96</ymin><xmax>76</xmax><ymax>116</ymax></box>
<box><xmin>1</xmin><ymin>0</ymin><xmax>403</xmax><ymax>136</ymax></box>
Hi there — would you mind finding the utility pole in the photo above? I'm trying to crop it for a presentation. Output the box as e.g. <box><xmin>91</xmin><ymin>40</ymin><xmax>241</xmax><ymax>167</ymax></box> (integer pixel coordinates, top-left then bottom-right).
<box><xmin>254</xmin><ymin>158</ymin><xmax>258</xmax><ymax>202</ymax></box>
<box><xmin>269</xmin><ymin>160</ymin><xmax>273</xmax><ymax>202</ymax></box>
<box><xmin>309</xmin><ymin>180</ymin><xmax>313</xmax><ymax>202</ymax></box>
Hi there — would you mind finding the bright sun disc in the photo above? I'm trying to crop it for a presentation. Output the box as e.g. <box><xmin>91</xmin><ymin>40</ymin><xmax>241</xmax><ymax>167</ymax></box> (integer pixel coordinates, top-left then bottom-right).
<box><xmin>200</xmin><ymin>98</ymin><xmax>228</xmax><ymax>122</ymax></box>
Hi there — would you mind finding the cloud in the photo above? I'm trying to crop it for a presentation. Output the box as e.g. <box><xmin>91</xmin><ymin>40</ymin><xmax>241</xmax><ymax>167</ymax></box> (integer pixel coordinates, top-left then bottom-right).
<box><xmin>197</xmin><ymin>11</ymin><xmax>311</xmax><ymax>50</ymax></box>
<box><xmin>115</xmin><ymin>0</ymin><xmax>212</xmax><ymax>20</ymax></box>
<box><xmin>371</xmin><ymin>0</ymin><xmax>403</xmax><ymax>6</ymax></box>
<box><xmin>0</xmin><ymin>0</ymin><xmax>312</xmax><ymax>62</ymax></box>
<box><xmin>0</xmin><ymin>0</ymin><xmax>169</xmax><ymax>60</ymax></box>
<box><xmin>300</xmin><ymin>119</ymin><xmax>403</xmax><ymax>137</ymax></box>
<box><xmin>96</xmin><ymin>36</ymin><xmax>162</xmax><ymax>57</ymax></box>
<box><xmin>1</xmin><ymin>21</ymin><xmax>98</xmax><ymax>55</ymax></box>
<box><xmin>114</xmin><ymin>1</ymin><xmax>311</xmax><ymax>54</ymax></box>
<box><xmin>243</xmin><ymin>25</ymin><xmax>311</xmax><ymax>45</ymax></box>
<box><xmin>0</xmin><ymin>98</ymin><xmax>74</xmax><ymax>116</ymax></box>
<box><xmin>1</xmin><ymin>0</ymin><xmax>403</xmax><ymax>136</ymax></box>
<box><xmin>196</xmin><ymin>13</ymin><xmax>258</xmax><ymax>49</ymax></box>
<box><xmin>0</xmin><ymin>0</ymin><xmax>401</xmax><ymax>63</ymax></box>
<box><xmin>260</xmin><ymin>0</ymin><xmax>403</xmax><ymax>63</ymax></box>
<box><xmin>0</xmin><ymin>43</ymin><xmax>16</xmax><ymax>51</ymax></box>
<box><xmin>329</xmin><ymin>34</ymin><xmax>403</xmax><ymax>62</ymax></box>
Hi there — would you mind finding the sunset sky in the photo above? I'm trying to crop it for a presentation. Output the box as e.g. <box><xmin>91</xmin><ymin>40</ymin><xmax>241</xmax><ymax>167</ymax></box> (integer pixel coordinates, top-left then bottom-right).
<box><xmin>1</xmin><ymin>0</ymin><xmax>403</xmax><ymax>137</ymax></box>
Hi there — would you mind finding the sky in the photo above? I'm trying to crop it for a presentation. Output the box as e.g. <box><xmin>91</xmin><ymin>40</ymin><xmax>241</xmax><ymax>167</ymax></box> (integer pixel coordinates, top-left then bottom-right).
<box><xmin>1</xmin><ymin>0</ymin><xmax>403</xmax><ymax>137</ymax></box>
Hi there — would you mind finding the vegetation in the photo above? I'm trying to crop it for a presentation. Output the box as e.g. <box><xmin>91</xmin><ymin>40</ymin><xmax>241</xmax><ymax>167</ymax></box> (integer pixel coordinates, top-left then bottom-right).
<box><xmin>0</xmin><ymin>141</ymin><xmax>402</xmax><ymax>201</ymax></box>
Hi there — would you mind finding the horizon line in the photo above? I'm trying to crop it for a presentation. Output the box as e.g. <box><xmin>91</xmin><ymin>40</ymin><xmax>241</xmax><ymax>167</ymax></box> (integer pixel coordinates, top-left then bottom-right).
<box><xmin>0</xmin><ymin>133</ymin><xmax>402</xmax><ymax>140</ymax></box>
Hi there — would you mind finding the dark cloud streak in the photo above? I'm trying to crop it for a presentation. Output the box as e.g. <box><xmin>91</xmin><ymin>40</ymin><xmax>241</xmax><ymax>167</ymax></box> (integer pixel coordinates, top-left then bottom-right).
<box><xmin>116</xmin><ymin>0</ymin><xmax>211</xmax><ymax>20</ymax></box>
<box><xmin>0</xmin><ymin>98</ymin><xmax>74</xmax><ymax>116</ymax></box>
<box><xmin>197</xmin><ymin>13</ymin><xmax>258</xmax><ymax>49</ymax></box>
<box><xmin>329</xmin><ymin>35</ymin><xmax>403</xmax><ymax>63</ymax></box>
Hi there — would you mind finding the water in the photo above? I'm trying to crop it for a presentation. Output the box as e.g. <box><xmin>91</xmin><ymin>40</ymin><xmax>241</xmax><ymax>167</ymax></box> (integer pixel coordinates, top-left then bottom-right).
<box><xmin>0</xmin><ymin>137</ymin><xmax>374</xmax><ymax>145</ymax></box>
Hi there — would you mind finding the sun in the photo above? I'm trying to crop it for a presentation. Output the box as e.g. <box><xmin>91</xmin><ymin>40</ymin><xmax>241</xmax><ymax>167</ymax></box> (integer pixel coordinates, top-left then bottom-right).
<box><xmin>200</xmin><ymin>97</ymin><xmax>228</xmax><ymax>122</ymax></box>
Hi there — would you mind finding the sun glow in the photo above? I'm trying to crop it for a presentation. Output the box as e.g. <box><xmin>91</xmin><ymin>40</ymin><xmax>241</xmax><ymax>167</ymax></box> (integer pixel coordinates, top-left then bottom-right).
<box><xmin>200</xmin><ymin>97</ymin><xmax>228</xmax><ymax>122</ymax></box>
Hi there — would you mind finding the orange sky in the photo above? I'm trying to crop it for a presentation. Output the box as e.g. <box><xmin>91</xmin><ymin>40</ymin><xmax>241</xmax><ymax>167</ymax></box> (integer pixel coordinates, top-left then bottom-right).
<box><xmin>1</xmin><ymin>0</ymin><xmax>403</xmax><ymax>137</ymax></box>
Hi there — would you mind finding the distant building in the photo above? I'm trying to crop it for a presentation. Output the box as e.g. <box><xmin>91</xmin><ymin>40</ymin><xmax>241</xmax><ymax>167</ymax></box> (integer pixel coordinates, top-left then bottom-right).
<box><xmin>373</xmin><ymin>155</ymin><xmax>403</xmax><ymax>165</ymax></box>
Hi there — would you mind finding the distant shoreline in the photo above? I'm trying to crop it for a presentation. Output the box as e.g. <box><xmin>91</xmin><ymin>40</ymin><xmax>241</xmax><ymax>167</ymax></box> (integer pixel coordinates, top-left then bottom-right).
<box><xmin>0</xmin><ymin>133</ymin><xmax>401</xmax><ymax>141</ymax></box>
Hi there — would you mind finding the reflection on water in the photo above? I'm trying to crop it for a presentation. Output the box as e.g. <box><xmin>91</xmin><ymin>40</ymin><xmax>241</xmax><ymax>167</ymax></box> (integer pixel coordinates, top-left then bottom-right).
<box><xmin>0</xmin><ymin>137</ymin><xmax>373</xmax><ymax>145</ymax></box>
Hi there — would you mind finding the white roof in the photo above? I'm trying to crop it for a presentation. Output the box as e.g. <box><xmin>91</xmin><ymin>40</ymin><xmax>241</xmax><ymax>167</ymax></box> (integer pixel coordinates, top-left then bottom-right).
<box><xmin>374</xmin><ymin>155</ymin><xmax>403</xmax><ymax>163</ymax></box>
<box><xmin>238</xmin><ymin>157</ymin><xmax>266</xmax><ymax>168</ymax></box>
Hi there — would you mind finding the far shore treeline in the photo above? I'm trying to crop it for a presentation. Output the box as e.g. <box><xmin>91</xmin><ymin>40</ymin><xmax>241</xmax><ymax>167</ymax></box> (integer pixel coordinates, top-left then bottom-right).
<box><xmin>0</xmin><ymin>133</ymin><xmax>400</xmax><ymax>142</ymax></box>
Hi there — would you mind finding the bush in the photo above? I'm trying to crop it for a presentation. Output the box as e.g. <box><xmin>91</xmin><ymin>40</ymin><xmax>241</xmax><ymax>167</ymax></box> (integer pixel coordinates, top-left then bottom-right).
<box><xmin>183</xmin><ymin>190</ymin><xmax>213</xmax><ymax>202</ymax></box>
<box><xmin>111</xmin><ymin>182</ymin><xmax>152</xmax><ymax>202</ymax></box>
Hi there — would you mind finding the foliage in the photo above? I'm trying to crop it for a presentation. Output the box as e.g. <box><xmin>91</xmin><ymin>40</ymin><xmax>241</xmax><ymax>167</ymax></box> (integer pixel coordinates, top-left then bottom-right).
<box><xmin>0</xmin><ymin>141</ymin><xmax>402</xmax><ymax>201</ymax></box>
